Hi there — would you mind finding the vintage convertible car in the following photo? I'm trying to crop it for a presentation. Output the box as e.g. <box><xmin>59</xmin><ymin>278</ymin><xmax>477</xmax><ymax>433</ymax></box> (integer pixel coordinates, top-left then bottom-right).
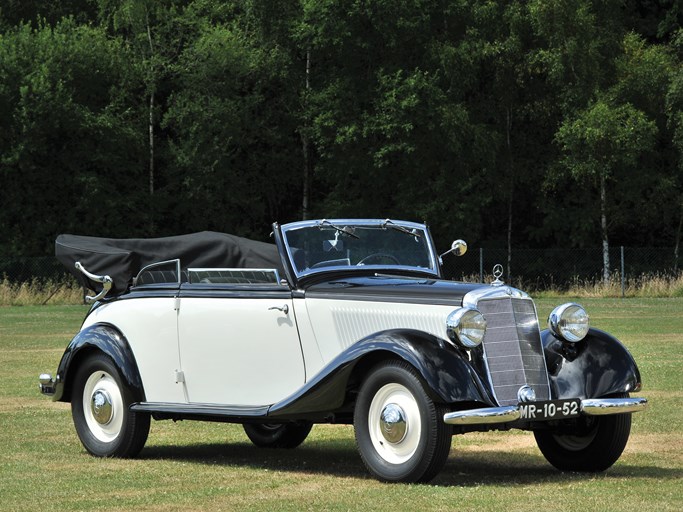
<box><xmin>39</xmin><ymin>219</ymin><xmax>647</xmax><ymax>483</ymax></box>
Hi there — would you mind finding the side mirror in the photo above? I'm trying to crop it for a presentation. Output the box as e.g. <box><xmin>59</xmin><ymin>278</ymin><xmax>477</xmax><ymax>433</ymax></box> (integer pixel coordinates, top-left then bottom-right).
<box><xmin>440</xmin><ymin>239</ymin><xmax>468</xmax><ymax>259</ymax></box>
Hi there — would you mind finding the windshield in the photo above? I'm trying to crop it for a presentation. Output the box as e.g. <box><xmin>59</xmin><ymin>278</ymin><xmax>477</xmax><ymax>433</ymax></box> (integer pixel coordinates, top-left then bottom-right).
<box><xmin>280</xmin><ymin>219</ymin><xmax>438</xmax><ymax>278</ymax></box>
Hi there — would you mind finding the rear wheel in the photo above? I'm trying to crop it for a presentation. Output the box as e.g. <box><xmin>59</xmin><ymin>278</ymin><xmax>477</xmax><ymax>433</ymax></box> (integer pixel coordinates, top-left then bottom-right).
<box><xmin>71</xmin><ymin>353</ymin><xmax>149</xmax><ymax>457</ymax></box>
<box><xmin>354</xmin><ymin>360</ymin><xmax>452</xmax><ymax>483</ymax></box>
<box><xmin>243</xmin><ymin>422</ymin><xmax>313</xmax><ymax>449</ymax></box>
<box><xmin>534</xmin><ymin>393</ymin><xmax>632</xmax><ymax>472</ymax></box>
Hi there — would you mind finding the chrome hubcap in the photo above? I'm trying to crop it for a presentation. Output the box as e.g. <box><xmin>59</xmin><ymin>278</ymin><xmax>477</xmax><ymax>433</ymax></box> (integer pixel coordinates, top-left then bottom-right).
<box><xmin>380</xmin><ymin>403</ymin><xmax>407</xmax><ymax>444</ymax></box>
<box><xmin>368</xmin><ymin>383</ymin><xmax>422</xmax><ymax>464</ymax></box>
<box><xmin>91</xmin><ymin>389</ymin><xmax>113</xmax><ymax>425</ymax></box>
<box><xmin>83</xmin><ymin>370</ymin><xmax>124</xmax><ymax>443</ymax></box>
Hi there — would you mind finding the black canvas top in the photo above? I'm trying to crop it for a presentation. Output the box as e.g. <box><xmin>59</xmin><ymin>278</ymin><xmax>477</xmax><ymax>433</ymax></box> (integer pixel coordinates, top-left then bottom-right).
<box><xmin>55</xmin><ymin>231</ymin><xmax>284</xmax><ymax>295</ymax></box>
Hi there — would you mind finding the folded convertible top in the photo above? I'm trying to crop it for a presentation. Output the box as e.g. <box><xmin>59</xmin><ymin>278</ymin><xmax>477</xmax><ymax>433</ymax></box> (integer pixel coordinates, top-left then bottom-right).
<box><xmin>55</xmin><ymin>231</ymin><xmax>284</xmax><ymax>295</ymax></box>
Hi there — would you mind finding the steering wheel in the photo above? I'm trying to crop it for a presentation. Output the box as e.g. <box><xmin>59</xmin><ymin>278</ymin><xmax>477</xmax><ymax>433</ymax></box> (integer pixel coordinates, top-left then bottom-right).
<box><xmin>357</xmin><ymin>253</ymin><xmax>401</xmax><ymax>265</ymax></box>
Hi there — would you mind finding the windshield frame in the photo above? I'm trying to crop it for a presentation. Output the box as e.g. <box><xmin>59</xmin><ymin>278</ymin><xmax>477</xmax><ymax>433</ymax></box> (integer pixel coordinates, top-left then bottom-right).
<box><xmin>278</xmin><ymin>219</ymin><xmax>440</xmax><ymax>281</ymax></box>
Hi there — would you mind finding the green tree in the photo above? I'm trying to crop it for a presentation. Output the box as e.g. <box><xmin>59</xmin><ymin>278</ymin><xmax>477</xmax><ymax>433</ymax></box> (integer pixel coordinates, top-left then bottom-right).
<box><xmin>96</xmin><ymin>0</ymin><xmax>187</xmax><ymax>233</ymax></box>
<box><xmin>666</xmin><ymin>30</ymin><xmax>683</xmax><ymax>267</ymax></box>
<box><xmin>290</xmin><ymin>0</ymin><xmax>486</xmax><ymax>245</ymax></box>
<box><xmin>609</xmin><ymin>32</ymin><xmax>677</xmax><ymax>250</ymax></box>
<box><xmin>0</xmin><ymin>20</ymin><xmax>145</xmax><ymax>254</ymax></box>
<box><xmin>162</xmin><ymin>15</ymin><xmax>301</xmax><ymax>237</ymax></box>
<box><xmin>556</xmin><ymin>101</ymin><xmax>657</xmax><ymax>282</ymax></box>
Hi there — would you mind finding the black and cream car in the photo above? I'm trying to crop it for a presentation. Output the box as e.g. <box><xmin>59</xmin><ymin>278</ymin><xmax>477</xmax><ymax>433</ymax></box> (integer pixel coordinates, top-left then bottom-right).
<box><xmin>40</xmin><ymin>219</ymin><xmax>647</xmax><ymax>483</ymax></box>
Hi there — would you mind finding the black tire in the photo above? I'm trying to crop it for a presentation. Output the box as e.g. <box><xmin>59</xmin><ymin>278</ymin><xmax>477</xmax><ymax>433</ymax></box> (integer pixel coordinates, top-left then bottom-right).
<box><xmin>354</xmin><ymin>360</ymin><xmax>452</xmax><ymax>483</ymax></box>
<box><xmin>534</xmin><ymin>393</ymin><xmax>632</xmax><ymax>472</ymax></box>
<box><xmin>71</xmin><ymin>353</ymin><xmax>150</xmax><ymax>457</ymax></box>
<box><xmin>243</xmin><ymin>422</ymin><xmax>313</xmax><ymax>449</ymax></box>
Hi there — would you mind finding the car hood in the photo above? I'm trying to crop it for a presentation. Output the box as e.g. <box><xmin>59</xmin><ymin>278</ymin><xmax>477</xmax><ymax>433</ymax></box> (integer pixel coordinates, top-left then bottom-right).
<box><xmin>304</xmin><ymin>275</ymin><xmax>487</xmax><ymax>306</ymax></box>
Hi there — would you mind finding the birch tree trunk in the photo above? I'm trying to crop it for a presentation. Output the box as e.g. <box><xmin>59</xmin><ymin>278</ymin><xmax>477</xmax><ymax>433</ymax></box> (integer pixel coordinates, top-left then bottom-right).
<box><xmin>506</xmin><ymin>107</ymin><xmax>513</xmax><ymax>283</ymax></box>
<box><xmin>145</xmin><ymin>8</ymin><xmax>155</xmax><ymax>233</ymax></box>
<box><xmin>675</xmin><ymin>196</ymin><xmax>682</xmax><ymax>268</ymax></box>
<box><xmin>600</xmin><ymin>174</ymin><xmax>610</xmax><ymax>284</ymax></box>
<box><xmin>301</xmin><ymin>48</ymin><xmax>311</xmax><ymax>220</ymax></box>
<box><xmin>148</xmin><ymin>89</ymin><xmax>154</xmax><ymax>196</ymax></box>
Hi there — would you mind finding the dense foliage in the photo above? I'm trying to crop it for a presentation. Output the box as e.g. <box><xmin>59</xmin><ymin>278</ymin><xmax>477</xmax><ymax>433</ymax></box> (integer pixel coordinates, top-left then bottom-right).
<box><xmin>1</xmin><ymin>0</ymin><xmax>681</xmax><ymax>267</ymax></box>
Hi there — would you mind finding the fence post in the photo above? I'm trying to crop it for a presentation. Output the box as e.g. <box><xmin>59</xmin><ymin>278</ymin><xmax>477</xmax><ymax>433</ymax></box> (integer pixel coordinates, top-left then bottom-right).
<box><xmin>621</xmin><ymin>246</ymin><xmax>625</xmax><ymax>298</ymax></box>
<box><xmin>479</xmin><ymin>247</ymin><xmax>484</xmax><ymax>283</ymax></box>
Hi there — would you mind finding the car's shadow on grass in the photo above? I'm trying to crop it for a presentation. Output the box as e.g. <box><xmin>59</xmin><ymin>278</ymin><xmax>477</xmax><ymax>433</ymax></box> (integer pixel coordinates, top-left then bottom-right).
<box><xmin>139</xmin><ymin>441</ymin><xmax>677</xmax><ymax>486</ymax></box>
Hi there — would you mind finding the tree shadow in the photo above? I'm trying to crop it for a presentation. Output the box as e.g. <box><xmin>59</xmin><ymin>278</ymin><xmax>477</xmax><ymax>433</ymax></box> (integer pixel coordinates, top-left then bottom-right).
<box><xmin>140</xmin><ymin>439</ymin><xmax>679</xmax><ymax>486</ymax></box>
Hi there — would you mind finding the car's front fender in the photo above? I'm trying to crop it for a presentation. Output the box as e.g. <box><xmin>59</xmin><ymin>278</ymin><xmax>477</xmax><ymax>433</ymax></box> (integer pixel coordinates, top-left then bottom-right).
<box><xmin>541</xmin><ymin>327</ymin><xmax>642</xmax><ymax>399</ymax></box>
<box><xmin>51</xmin><ymin>323</ymin><xmax>144</xmax><ymax>403</ymax></box>
<box><xmin>268</xmin><ymin>329</ymin><xmax>495</xmax><ymax>418</ymax></box>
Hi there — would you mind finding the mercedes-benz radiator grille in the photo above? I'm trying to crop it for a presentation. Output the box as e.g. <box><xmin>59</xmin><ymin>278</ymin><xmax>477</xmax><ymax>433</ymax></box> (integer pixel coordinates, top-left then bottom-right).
<box><xmin>477</xmin><ymin>297</ymin><xmax>550</xmax><ymax>406</ymax></box>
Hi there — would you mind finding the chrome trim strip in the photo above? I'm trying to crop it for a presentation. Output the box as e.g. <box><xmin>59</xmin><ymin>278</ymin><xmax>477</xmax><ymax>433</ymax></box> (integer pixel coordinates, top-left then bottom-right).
<box><xmin>581</xmin><ymin>397</ymin><xmax>648</xmax><ymax>415</ymax></box>
<box><xmin>443</xmin><ymin>397</ymin><xmax>648</xmax><ymax>425</ymax></box>
<box><xmin>444</xmin><ymin>406</ymin><xmax>520</xmax><ymax>425</ymax></box>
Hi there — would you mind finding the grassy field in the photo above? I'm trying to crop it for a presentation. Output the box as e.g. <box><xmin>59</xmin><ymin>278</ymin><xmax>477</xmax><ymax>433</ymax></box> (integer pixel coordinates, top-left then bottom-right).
<box><xmin>0</xmin><ymin>299</ymin><xmax>681</xmax><ymax>511</ymax></box>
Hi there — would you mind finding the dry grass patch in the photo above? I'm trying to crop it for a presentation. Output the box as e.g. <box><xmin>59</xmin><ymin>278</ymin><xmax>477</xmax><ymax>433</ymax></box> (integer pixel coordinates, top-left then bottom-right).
<box><xmin>535</xmin><ymin>271</ymin><xmax>683</xmax><ymax>298</ymax></box>
<box><xmin>453</xmin><ymin>431</ymin><xmax>537</xmax><ymax>452</ymax></box>
<box><xmin>628</xmin><ymin>434</ymin><xmax>683</xmax><ymax>460</ymax></box>
<box><xmin>0</xmin><ymin>277</ymin><xmax>83</xmax><ymax>306</ymax></box>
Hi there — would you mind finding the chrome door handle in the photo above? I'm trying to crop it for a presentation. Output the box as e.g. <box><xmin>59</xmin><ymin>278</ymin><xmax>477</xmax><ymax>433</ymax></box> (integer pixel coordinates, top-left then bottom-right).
<box><xmin>268</xmin><ymin>304</ymin><xmax>289</xmax><ymax>314</ymax></box>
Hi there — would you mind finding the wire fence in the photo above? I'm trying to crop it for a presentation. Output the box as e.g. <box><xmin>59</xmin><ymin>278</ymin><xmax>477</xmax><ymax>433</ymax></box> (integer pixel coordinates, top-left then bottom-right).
<box><xmin>1</xmin><ymin>247</ymin><xmax>680</xmax><ymax>291</ymax></box>
<box><xmin>0</xmin><ymin>256</ymin><xmax>70</xmax><ymax>283</ymax></box>
<box><xmin>441</xmin><ymin>246</ymin><xmax>680</xmax><ymax>290</ymax></box>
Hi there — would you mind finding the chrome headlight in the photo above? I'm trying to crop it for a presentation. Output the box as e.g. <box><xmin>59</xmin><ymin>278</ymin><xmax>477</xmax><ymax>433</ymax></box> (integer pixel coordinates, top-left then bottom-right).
<box><xmin>446</xmin><ymin>308</ymin><xmax>487</xmax><ymax>348</ymax></box>
<box><xmin>548</xmin><ymin>303</ymin><xmax>589</xmax><ymax>343</ymax></box>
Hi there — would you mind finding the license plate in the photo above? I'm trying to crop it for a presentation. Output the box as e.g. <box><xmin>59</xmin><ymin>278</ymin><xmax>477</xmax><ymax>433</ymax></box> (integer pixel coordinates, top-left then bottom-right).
<box><xmin>519</xmin><ymin>399</ymin><xmax>581</xmax><ymax>421</ymax></box>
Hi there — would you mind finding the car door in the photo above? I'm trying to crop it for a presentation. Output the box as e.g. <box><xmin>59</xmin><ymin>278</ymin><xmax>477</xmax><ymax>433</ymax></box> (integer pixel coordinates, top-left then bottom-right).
<box><xmin>177</xmin><ymin>285</ymin><xmax>305</xmax><ymax>406</ymax></box>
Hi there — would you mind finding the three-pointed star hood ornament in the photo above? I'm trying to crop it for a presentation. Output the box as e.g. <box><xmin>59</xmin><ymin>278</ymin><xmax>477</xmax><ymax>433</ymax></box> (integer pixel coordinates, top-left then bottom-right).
<box><xmin>492</xmin><ymin>264</ymin><xmax>504</xmax><ymax>286</ymax></box>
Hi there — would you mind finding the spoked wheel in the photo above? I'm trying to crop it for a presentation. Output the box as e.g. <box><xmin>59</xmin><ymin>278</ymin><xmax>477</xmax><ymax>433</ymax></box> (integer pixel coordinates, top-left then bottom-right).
<box><xmin>71</xmin><ymin>353</ymin><xmax>149</xmax><ymax>457</ymax></box>
<box><xmin>354</xmin><ymin>361</ymin><xmax>452</xmax><ymax>483</ymax></box>
<box><xmin>243</xmin><ymin>422</ymin><xmax>313</xmax><ymax>449</ymax></box>
<box><xmin>534</xmin><ymin>393</ymin><xmax>632</xmax><ymax>472</ymax></box>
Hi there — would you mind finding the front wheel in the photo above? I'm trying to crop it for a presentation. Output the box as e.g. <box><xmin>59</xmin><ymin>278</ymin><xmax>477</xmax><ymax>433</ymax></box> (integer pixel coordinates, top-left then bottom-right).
<box><xmin>354</xmin><ymin>360</ymin><xmax>452</xmax><ymax>483</ymax></box>
<box><xmin>243</xmin><ymin>422</ymin><xmax>313</xmax><ymax>449</ymax></box>
<box><xmin>71</xmin><ymin>353</ymin><xmax>149</xmax><ymax>457</ymax></box>
<box><xmin>534</xmin><ymin>394</ymin><xmax>632</xmax><ymax>472</ymax></box>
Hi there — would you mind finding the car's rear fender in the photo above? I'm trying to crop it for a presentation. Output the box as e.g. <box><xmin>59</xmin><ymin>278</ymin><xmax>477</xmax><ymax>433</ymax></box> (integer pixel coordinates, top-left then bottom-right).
<box><xmin>541</xmin><ymin>327</ymin><xmax>642</xmax><ymax>399</ymax></box>
<box><xmin>268</xmin><ymin>329</ymin><xmax>495</xmax><ymax>419</ymax></box>
<box><xmin>51</xmin><ymin>323</ymin><xmax>145</xmax><ymax>403</ymax></box>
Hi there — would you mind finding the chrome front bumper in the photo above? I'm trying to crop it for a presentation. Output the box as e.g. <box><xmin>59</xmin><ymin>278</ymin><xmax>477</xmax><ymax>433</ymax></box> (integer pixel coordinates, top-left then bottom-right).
<box><xmin>443</xmin><ymin>397</ymin><xmax>648</xmax><ymax>425</ymax></box>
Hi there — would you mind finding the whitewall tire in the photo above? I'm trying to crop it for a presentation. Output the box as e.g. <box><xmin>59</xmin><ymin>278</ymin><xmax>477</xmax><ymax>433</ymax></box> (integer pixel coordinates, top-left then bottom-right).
<box><xmin>71</xmin><ymin>353</ymin><xmax>149</xmax><ymax>457</ymax></box>
<box><xmin>354</xmin><ymin>360</ymin><xmax>452</xmax><ymax>483</ymax></box>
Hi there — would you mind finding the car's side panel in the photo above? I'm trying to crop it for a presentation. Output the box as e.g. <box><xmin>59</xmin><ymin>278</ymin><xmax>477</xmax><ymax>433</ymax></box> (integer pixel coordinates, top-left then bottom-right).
<box><xmin>291</xmin><ymin>298</ymin><xmax>325</xmax><ymax>379</ymax></box>
<box><xmin>268</xmin><ymin>329</ymin><xmax>495</xmax><ymax>419</ymax></box>
<box><xmin>52</xmin><ymin>323</ymin><xmax>144</xmax><ymax>402</ymax></box>
<box><xmin>542</xmin><ymin>328</ymin><xmax>642</xmax><ymax>399</ymax></box>
<box><xmin>303</xmin><ymin>298</ymin><xmax>456</xmax><ymax>365</ymax></box>
<box><xmin>177</xmin><ymin>297</ymin><xmax>306</xmax><ymax>405</ymax></box>
<box><xmin>82</xmin><ymin>298</ymin><xmax>184</xmax><ymax>403</ymax></box>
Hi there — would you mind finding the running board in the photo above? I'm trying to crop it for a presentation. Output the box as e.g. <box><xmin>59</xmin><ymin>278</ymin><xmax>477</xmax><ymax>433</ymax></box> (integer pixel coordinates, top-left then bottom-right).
<box><xmin>131</xmin><ymin>402</ymin><xmax>270</xmax><ymax>420</ymax></box>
